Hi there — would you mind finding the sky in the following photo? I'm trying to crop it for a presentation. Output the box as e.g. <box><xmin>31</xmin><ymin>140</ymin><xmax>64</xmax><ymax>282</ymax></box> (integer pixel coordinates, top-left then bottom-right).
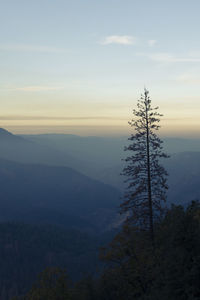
<box><xmin>1</xmin><ymin>0</ymin><xmax>200</xmax><ymax>137</ymax></box>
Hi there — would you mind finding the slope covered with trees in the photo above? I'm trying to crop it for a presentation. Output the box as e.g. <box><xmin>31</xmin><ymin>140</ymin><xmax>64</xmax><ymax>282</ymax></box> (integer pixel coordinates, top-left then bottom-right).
<box><xmin>12</xmin><ymin>202</ymin><xmax>200</xmax><ymax>300</ymax></box>
<box><xmin>0</xmin><ymin>223</ymin><xmax>102</xmax><ymax>300</ymax></box>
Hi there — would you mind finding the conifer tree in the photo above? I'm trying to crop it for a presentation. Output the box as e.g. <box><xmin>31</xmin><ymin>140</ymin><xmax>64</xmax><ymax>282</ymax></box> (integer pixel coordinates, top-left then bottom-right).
<box><xmin>121</xmin><ymin>89</ymin><xmax>168</xmax><ymax>243</ymax></box>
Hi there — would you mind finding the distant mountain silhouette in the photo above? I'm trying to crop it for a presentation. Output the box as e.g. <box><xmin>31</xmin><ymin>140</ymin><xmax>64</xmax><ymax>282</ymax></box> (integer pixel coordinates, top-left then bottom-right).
<box><xmin>19</xmin><ymin>133</ymin><xmax>200</xmax><ymax>184</ymax></box>
<box><xmin>18</xmin><ymin>132</ymin><xmax>126</xmax><ymax>180</ymax></box>
<box><xmin>89</xmin><ymin>151</ymin><xmax>200</xmax><ymax>207</ymax></box>
<box><xmin>1</xmin><ymin>128</ymin><xmax>200</xmax><ymax>217</ymax></box>
<box><xmin>166</xmin><ymin>151</ymin><xmax>200</xmax><ymax>205</ymax></box>
<box><xmin>0</xmin><ymin>128</ymin><xmax>25</xmax><ymax>142</ymax></box>
<box><xmin>0</xmin><ymin>128</ymin><xmax>88</xmax><ymax>171</ymax></box>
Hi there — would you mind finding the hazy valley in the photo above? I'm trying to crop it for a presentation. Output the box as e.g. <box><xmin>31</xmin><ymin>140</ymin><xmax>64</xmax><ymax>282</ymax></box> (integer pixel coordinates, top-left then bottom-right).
<box><xmin>0</xmin><ymin>127</ymin><xmax>200</xmax><ymax>299</ymax></box>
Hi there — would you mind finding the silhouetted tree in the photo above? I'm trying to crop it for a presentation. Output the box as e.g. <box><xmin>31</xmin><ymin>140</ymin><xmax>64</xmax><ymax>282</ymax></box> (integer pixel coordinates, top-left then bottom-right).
<box><xmin>121</xmin><ymin>88</ymin><xmax>168</xmax><ymax>244</ymax></box>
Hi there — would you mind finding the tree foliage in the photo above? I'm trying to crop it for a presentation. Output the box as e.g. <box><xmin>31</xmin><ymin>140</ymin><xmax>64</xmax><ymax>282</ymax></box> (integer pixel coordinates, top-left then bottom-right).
<box><xmin>12</xmin><ymin>267</ymin><xmax>72</xmax><ymax>300</ymax></box>
<box><xmin>100</xmin><ymin>201</ymin><xmax>200</xmax><ymax>300</ymax></box>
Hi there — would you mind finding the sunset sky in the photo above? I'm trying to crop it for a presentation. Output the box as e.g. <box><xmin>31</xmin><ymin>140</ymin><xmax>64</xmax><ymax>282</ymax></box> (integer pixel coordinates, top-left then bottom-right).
<box><xmin>1</xmin><ymin>0</ymin><xmax>200</xmax><ymax>136</ymax></box>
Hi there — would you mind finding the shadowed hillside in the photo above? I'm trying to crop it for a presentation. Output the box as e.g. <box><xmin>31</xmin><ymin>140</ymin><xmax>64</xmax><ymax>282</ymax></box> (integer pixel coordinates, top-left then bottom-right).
<box><xmin>0</xmin><ymin>158</ymin><xmax>121</xmax><ymax>233</ymax></box>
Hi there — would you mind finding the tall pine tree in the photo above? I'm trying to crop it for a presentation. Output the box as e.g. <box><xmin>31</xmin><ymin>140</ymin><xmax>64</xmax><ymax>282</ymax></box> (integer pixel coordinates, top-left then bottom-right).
<box><xmin>121</xmin><ymin>89</ymin><xmax>168</xmax><ymax>243</ymax></box>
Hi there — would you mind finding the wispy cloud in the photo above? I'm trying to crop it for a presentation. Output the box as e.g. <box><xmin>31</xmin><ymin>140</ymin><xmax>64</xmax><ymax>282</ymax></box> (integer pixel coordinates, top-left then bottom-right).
<box><xmin>100</xmin><ymin>35</ymin><xmax>137</xmax><ymax>45</ymax></box>
<box><xmin>138</xmin><ymin>52</ymin><xmax>200</xmax><ymax>63</ymax></box>
<box><xmin>15</xmin><ymin>86</ymin><xmax>64</xmax><ymax>92</ymax></box>
<box><xmin>148</xmin><ymin>40</ymin><xmax>157</xmax><ymax>47</ymax></box>
<box><xmin>0</xmin><ymin>44</ymin><xmax>66</xmax><ymax>53</ymax></box>
<box><xmin>176</xmin><ymin>73</ymin><xmax>200</xmax><ymax>84</ymax></box>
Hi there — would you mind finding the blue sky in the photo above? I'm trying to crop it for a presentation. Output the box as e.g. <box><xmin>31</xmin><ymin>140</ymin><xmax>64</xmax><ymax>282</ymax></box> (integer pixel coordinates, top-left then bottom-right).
<box><xmin>1</xmin><ymin>0</ymin><xmax>200</xmax><ymax>136</ymax></box>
